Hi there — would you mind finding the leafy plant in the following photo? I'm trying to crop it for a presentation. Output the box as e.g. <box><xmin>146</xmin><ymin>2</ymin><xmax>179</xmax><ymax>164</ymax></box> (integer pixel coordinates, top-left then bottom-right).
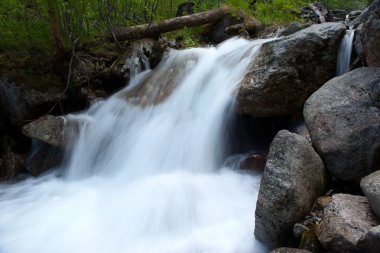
<box><xmin>320</xmin><ymin>0</ymin><xmax>368</xmax><ymax>11</ymax></box>
<box><xmin>254</xmin><ymin>0</ymin><xmax>312</xmax><ymax>24</ymax></box>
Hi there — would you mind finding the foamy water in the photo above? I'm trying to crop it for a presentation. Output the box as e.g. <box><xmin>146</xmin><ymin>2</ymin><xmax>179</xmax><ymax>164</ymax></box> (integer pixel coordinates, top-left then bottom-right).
<box><xmin>0</xmin><ymin>38</ymin><xmax>270</xmax><ymax>253</ymax></box>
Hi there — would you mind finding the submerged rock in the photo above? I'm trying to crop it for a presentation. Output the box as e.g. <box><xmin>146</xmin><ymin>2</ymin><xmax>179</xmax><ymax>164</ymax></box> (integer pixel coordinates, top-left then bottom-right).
<box><xmin>304</xmin><ymin>67</ymin><xmax>380</xmax><ymax>182</ymax></box>
<box><xmin>25</xmin><ymin>142</ymin><xmax>63</xmax><ymax>176</ymax></box>
<box><xmin>316</xmin><ymin>194</ymin><xmax>379</xmax><ymax>253</ymax></box>
<box><xmin>255</xmin><ymin>130</ymin><xmax>325</xmax><ymax>248</ymax></box>
<box><xmin>237</xmin><ymin>22</ymin><xmax>345</xmax><ymax>117</ymax></box>
<box><xmin>361</xmin><ymin>170</ymin><xmax>380</xmax><ymax>218</ymax></box>
<box><xmin>122</xmin><ymin>52</ymin><xmax>199</xmax><ymax>106</ymax></box>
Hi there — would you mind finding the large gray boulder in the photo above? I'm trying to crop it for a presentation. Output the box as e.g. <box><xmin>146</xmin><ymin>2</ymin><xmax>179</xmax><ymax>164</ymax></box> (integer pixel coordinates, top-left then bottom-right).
<box><xmin>22</xmin><ymin>115</ymin><xmax>65</xmax><ymax>147</ymax></box>
<box><xmin>356</xmin><ymin>9</ymin><xmax>380</xmax><ymax>68</ymax></box>
<box><xmin>316</xmin><ymin>194</ymin><xmax>379</xmax><ymax>253</ymax></box>
<box><xmin>237</xmin><ymin>22</ymin><xmax>346</xmax><ymax>117</ymax></box>
<box><xmin>304</xmin><ymin>67</ymin><xmax>380</xmax><ymax>181</ymax></box>
<box><xmin>255</xmin><ymin>130</ymin><xmax>325</xmax><ymax>248</ymax></box>
<box><xmin>361</xmin><ymin>170</ymin><xmax>380</xmax><ymax>218</ymax></box>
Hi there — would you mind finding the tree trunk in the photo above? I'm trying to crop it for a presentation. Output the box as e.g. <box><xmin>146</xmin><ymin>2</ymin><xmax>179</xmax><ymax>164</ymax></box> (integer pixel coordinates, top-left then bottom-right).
<box><xmin>103</xmin><ymin>5</ymin><xmax>235</xmax><ymax>42</ymax></box>
<box><xmin>47</xmin><ymin>1</ymin><xmax>65</xmax><ymax>55</ymax></box>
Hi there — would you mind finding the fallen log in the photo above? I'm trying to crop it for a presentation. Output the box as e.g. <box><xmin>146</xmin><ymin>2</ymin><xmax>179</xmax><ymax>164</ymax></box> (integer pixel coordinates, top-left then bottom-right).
<box><xmin>103</xmin><ymin>5</ymin><xmax>259</xmax><ymax>42</ymax></box>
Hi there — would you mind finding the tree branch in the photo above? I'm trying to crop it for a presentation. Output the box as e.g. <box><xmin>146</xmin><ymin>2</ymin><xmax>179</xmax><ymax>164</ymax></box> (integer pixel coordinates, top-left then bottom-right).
<box><xmin>103</xmin><ymin>5</ymin><xmax>235</xmax><ymax>42</ymax></box>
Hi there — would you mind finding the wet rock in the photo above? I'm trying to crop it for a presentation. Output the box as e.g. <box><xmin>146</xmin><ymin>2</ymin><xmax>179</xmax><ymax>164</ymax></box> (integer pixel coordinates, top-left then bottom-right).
<box><xmin>350</xmin><ymin>10</ymin><xmax>362</xmax><ymax>21</ymax></box>
<box><xmin>113</xmin><ymin>38</ymin><xmax>176</xmax><ymax>84</ymax></box>
<box><xmin>149</xmin><ymin>37</ymin><xmax>179</xmax><ymax>67</ymax></box>
<box><xmin>356</xmin><ymin>9</ymin><xmax>380</xmax><ymax>67</ymax></box>
<box><xmin>0</xmin><ymin>152</ymin><xmax>25</xmax><ymax>181</ymax></box>
<box><xmin>270</xmin><ymin>248</ymin><xmax>311</xmax><ymax>253</ymax></box>
<box><xmin>361</xmin><ymin>170</ymin><xmax>380</xmax><ymax>218</ymax></box>
<box><xmin>209</xmin><ymin>12</ymin><xmax>261</xmax><ymax>43</ymax></box>
<box><xmin>358</xmin><ymin>225</ymin><xmax>380</xmax><ymax>253</ymax></box>
<box><xmin>211</xmin><ymin>14</ymin><xmax>241</xmax><ymax>43</ymax></box>
<box><xmin>316</xmin><ymin>194</ymin><xmax>379</xmax><ymax>253</ymax></box>
<box><xmin>237</xmin><ymin>22</ymin><xmax>346</xmax><ymax>117</ymax></box>
<box><xmin>22</xmin><ymin>115</ymin><xmax>65</xmax><ymax>147</ymax></box>
<box><xmin>74</xmin><ymin>39</ymin><xmax>173</xmax><ymax>104</ymax></box>
<box><xmin>79</xmin><ymin>86</ymin><xmax>108</xmax><ymax>104</ymax></box>
<box><xmin>0</xmin><ymin>77</ymin><xmax>67</xmax><ymax>127</ymax></box>
<box><xmin>113</xmin><ymin>39</ymin><xmax>155</xmax><ymax>80</ymax></box>
<box><xmin>25</xmin><ymin>142</ymin><xmax>63</xmax><ymax>176</ymax></box>
<box><xmin>304</xmin><ymin>67</ymin><xmax>380</xmax><ymax>181</ymax></box>
<box><xmin>255</xmin><ymin>130</ymin><xmax>325</xmax><ymax>248</ymax></box>
<box><xmin>122</xmin><ymin>52</ymin><xmax>199</xmax><ymax>106</ymax></box>
<box><xmin>330</xmin><ymin>10</ymin><xmax>347</xmax><ymax>22</ymax></box>
<box><xmin>239</xmin><ymin>153</ymin><xmax>266</xmax><ymax>171</ymax></box>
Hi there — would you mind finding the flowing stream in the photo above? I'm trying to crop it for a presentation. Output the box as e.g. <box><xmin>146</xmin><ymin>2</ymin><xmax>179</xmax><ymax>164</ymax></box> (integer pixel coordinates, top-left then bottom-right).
<box><xmin>0</xmin><ymin>38</ymin><xmax>269</xmax><ymax>253</ymax></box>
<box><xmin>336</xmin><ymin>28</ymin><xmax>355</xmax><ymax>76</ymax></box>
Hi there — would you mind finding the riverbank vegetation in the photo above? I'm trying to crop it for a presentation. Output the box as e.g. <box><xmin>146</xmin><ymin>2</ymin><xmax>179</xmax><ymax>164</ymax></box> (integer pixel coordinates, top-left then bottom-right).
<box><xmin>0</xmin><ymin>0</ymin><xmax>369</xmax><ymax>54</ymax></box>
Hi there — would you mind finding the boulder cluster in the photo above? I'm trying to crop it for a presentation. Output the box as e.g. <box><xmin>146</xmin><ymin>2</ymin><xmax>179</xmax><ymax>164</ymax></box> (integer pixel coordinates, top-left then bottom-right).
<box><xmin>248</xmin><ymin>1</ymin><xmax>380</xmax><ymax>252</ymax></box>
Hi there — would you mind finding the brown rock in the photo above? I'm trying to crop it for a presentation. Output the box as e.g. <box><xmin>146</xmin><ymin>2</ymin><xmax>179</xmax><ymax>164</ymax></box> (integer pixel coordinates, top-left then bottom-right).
<box><xmin>316</xmin><ymin>194</ymin><xmax>379</xmax><ymax>253</ymax></box>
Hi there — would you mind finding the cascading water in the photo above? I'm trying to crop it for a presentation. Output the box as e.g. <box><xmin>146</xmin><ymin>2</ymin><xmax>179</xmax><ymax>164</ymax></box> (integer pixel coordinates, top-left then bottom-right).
<box><xmin>0</xmin><ymin>38</ymin><xmax>269</xmax><ymax>253</ymax></box>
<box><xmin>336</xmin><ymin>26</ymin><xmax>355</xmax><ymax>76</ymax></box>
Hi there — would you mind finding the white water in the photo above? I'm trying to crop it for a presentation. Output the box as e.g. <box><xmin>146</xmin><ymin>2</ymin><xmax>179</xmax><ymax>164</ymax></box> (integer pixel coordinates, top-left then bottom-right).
<box><xmin>336</xmin><ymin>28</ymin><xmax>355</xmax><ymax>76</ymax></box>
<box><xmin>0</xmin><ymin>38</ymin><xmax>269</xmax><ymax>253</ymax></box>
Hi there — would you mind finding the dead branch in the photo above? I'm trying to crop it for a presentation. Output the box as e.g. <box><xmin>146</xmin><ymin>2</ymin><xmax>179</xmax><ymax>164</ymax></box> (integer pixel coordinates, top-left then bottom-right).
<box><xmin>103</xmin><ymin>5</ymin><xmax>235</xmax><ymax>42</ymax></box>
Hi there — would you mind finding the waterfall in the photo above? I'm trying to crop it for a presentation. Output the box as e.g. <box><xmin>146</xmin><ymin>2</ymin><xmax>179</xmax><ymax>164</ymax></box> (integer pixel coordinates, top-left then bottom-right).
<box><xmin>336</xmin><ymin>28</ymin><xmax>355</xmax><ymax>76</ymax></box>
<box><xmin>0</xmin><ymin>38</ymin><xmax>269</xmax><ymax>253</ymax></box>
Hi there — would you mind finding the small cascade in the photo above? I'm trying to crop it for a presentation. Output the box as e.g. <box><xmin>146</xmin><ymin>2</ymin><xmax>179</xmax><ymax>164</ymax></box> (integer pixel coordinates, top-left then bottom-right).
<box><xmin>0</xmin><ymin>38</ymin><xmax>271</xmax><ymax>253</ymax></box>
<box><xmin>336</xmin><ymin>20</ymin><xmax>355</xmax><ymax>76</ymax></box>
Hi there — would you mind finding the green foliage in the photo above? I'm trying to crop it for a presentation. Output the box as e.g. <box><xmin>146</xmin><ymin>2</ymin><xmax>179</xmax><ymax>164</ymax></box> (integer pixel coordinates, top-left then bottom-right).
<box><xmin>0</xmin><ymin>0</ymin><xmax>53</xmax><ymax>52</ymax></box>
<box><xmin>0</xmin><ymin>0</ymin><xmax>369</xmax><ymax>53</ymax></box>
<box><xmin>0</xmin><ymin>0</ymin><xmax>214</xmax><ymax>52</ymax></box>
<box><xmin>166</xmin><ymin>26</ymin><xmax>204</xmax><ymax>47</ymax></box>
<box><xmin>320</xmin><ymin>0</ymin><xmax>368</xmax><ymax>11</ymax></box>
<box><xmin>255</xmin><ymin>0</ymin><xmax>312</xmax><ymax>24</ymax></box>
